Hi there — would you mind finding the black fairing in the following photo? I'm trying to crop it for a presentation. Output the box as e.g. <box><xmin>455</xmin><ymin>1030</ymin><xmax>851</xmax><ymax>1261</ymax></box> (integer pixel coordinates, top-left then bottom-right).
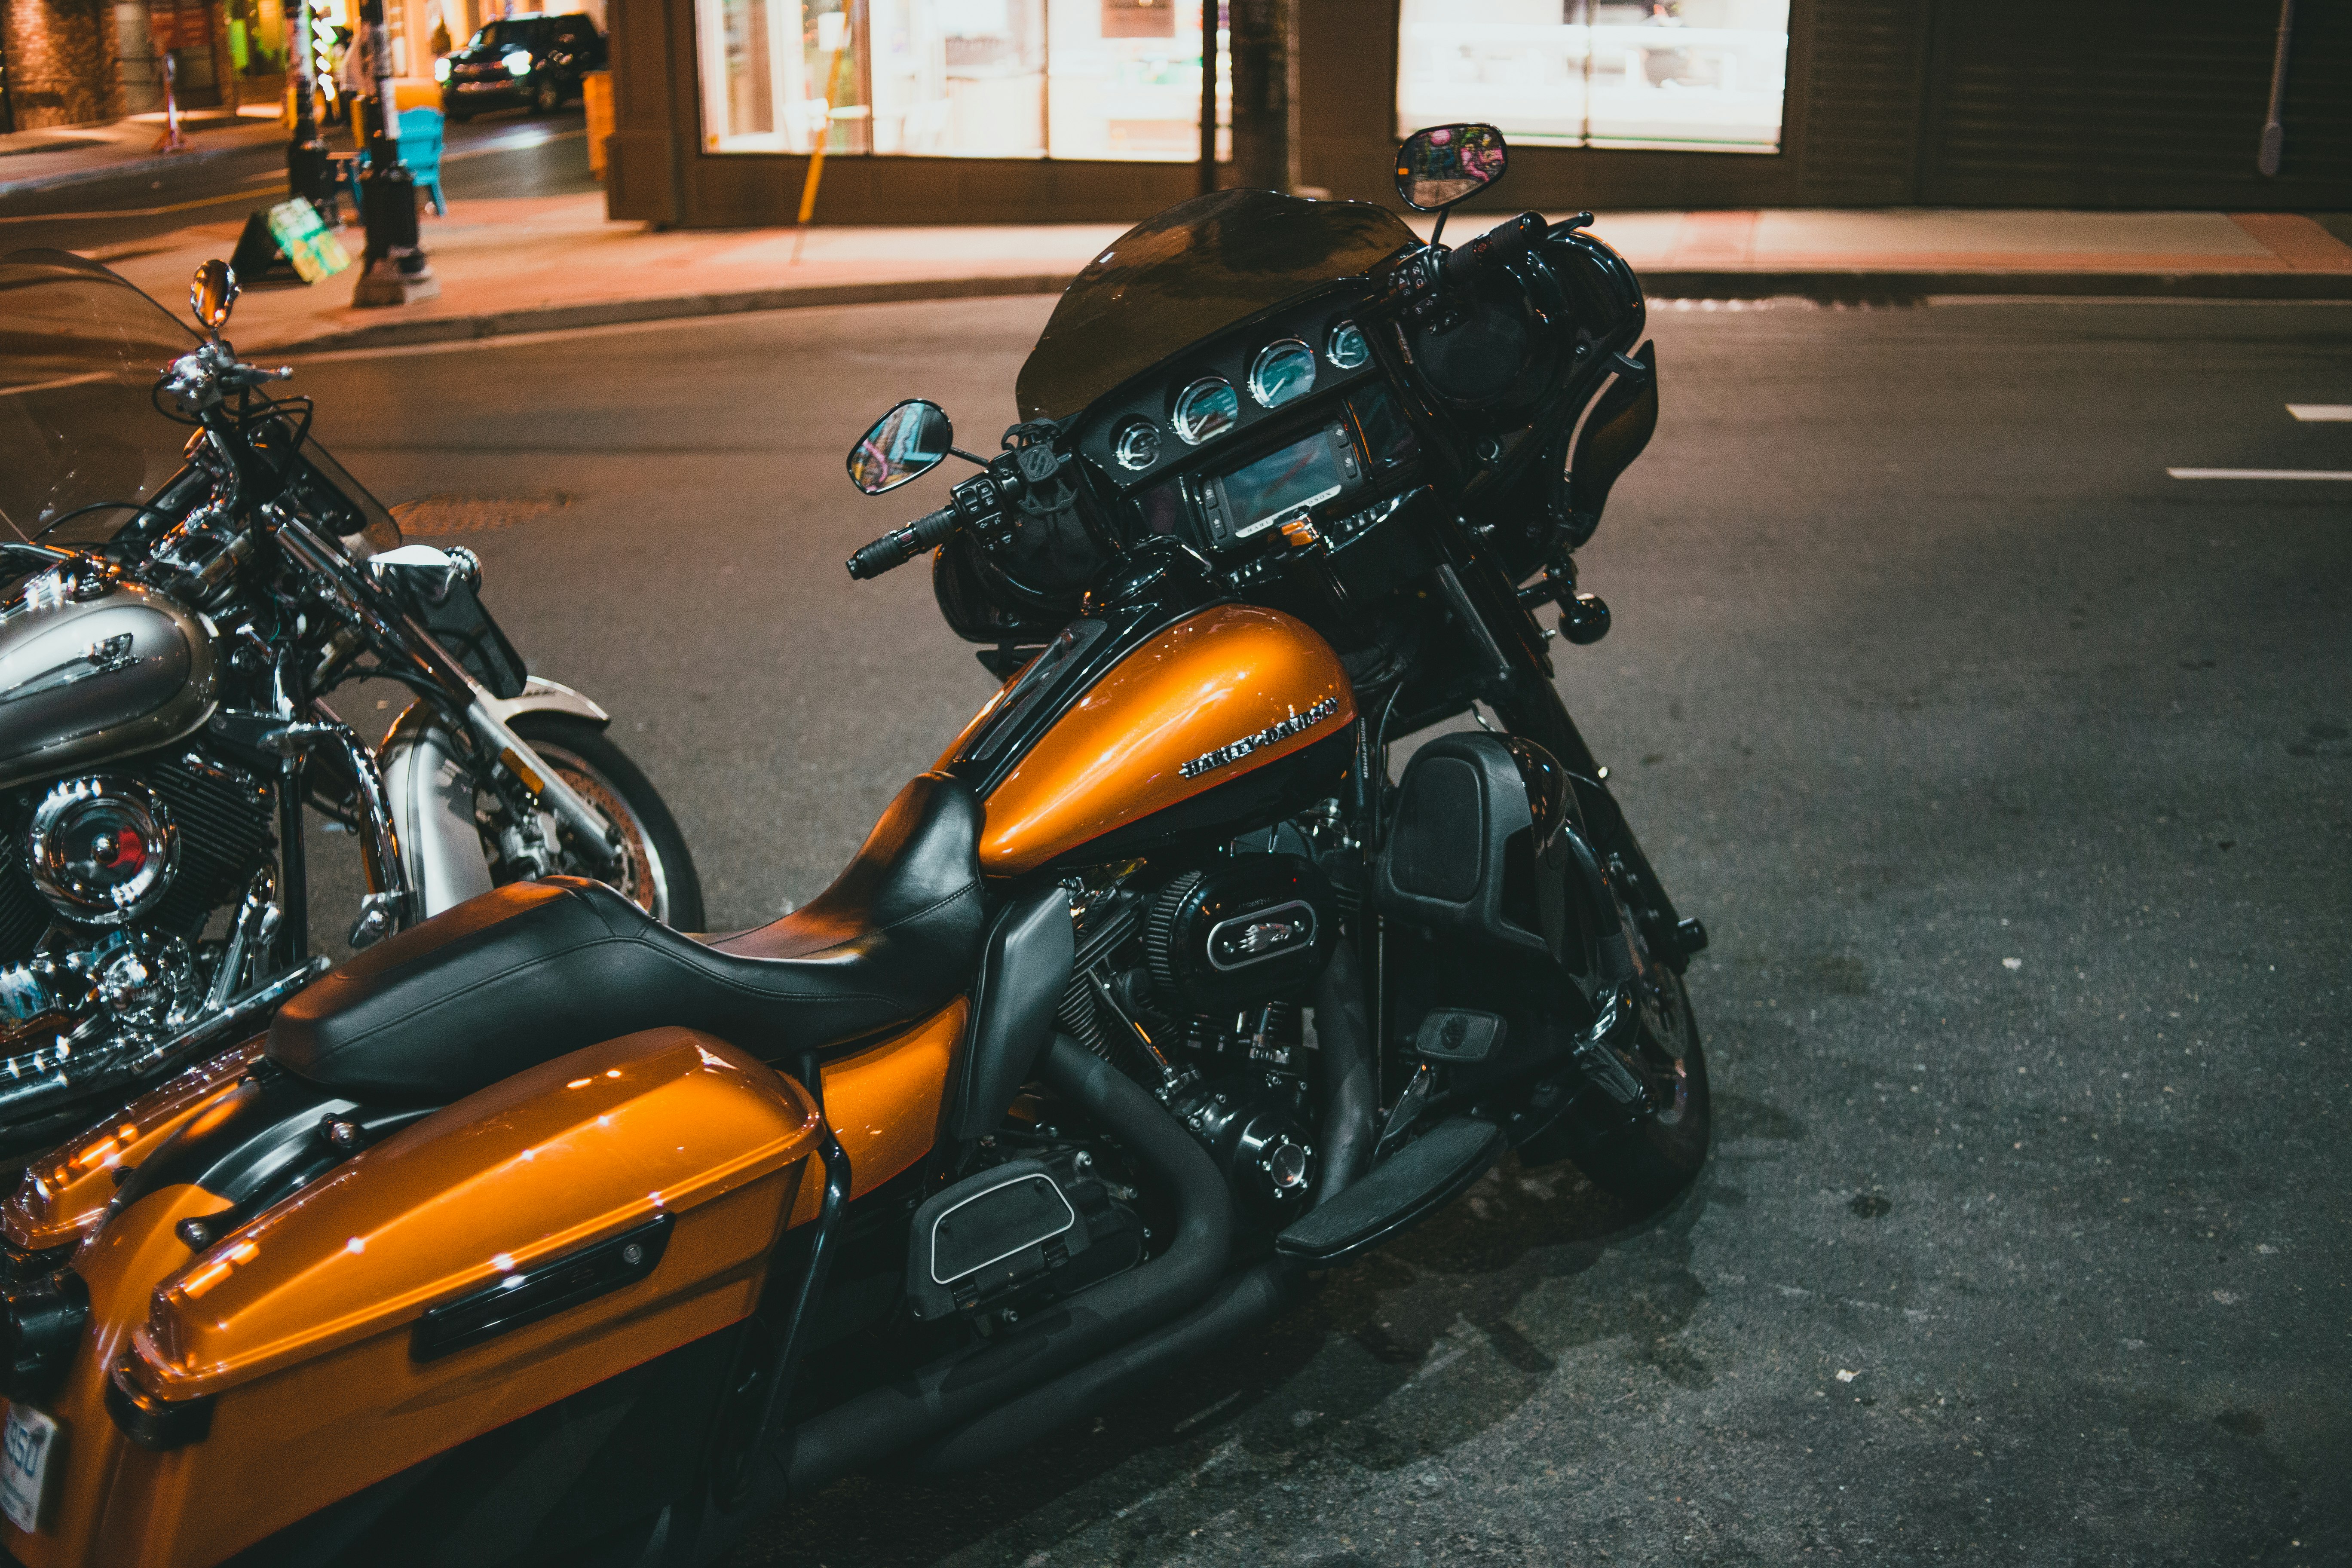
<box><xmin>947</xmin><ymin>887</ymin><xmax>1075</xmax><ymax>1144</ymax></box>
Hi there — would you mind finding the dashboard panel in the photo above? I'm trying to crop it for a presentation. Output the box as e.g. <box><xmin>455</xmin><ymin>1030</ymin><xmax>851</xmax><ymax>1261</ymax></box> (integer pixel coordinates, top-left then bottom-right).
<box><xmin>1069</xmin><ymin>285</ymin><xmax>1422</xmax><ymax>565</ymax></box>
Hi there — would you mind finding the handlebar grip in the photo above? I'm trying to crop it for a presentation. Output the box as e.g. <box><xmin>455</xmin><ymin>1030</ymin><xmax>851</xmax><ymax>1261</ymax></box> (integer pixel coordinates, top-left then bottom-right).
<box><xmin>845</xmin><ymin>504</ymin><xmax>961</xmax><ymax>580</ymax></box>
<box><xmin>1442</xmin><ymin>211</ymin><xmax>1549</xmax><ymax>285</ymax></box>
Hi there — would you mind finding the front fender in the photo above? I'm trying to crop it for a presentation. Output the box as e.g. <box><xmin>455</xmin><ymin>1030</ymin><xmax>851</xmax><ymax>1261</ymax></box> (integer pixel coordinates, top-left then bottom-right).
<box><xmin>479</xmin><ymin>675</ymin><xmax>611</xmax><ymax>727</ymax></box>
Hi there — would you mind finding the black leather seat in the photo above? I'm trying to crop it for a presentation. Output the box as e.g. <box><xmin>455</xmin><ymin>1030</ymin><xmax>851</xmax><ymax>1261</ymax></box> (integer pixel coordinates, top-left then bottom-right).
<box><xmin>269</xmin><ymin>773</ymin><xmax>987</xmax><ymax>1102</ymax></box>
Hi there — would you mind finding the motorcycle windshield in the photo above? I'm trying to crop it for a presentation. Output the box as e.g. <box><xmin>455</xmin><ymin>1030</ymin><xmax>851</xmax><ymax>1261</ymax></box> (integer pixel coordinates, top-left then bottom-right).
<box><xmin>1014</xmin><ymin>190</ymin><xmax>1417</xmax><ymax>423</ymax></box>
<box><xmin>0</xmin><ymin>249</ymin><xmax>401</xmax><ymax>553</ymax></box>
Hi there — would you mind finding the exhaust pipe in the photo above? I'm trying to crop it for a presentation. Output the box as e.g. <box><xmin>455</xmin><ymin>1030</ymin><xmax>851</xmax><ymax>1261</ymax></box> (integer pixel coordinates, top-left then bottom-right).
<box><xmin>913</xmin><ymin>1256</ymin><xmax>1298</xmax><ymax>1473</ymax></box>
<box><xmin>669</xmin><ymin>943</ymin><xmax>1380</xmax><ymax>1566</ymax></box>
<box><xmin>910</xmin><ymin>936</ymin><xmax>1378</xmax><ymax>1471</ymax></box>
<box><xmin>770</xmin><ymin>1031</ymin><xmax>1234</xmax><ymax>1497</ymax></box>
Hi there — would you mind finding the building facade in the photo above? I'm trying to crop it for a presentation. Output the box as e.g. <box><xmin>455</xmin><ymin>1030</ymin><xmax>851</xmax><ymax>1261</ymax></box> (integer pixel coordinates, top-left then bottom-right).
<box><xmin>0</xmin><ymin>0</ymin><xmax>545</xmax><ymax>130</ymax></box>
<box><xmin>604</xmin><ymin>0</ymin><xmax>2350</xmax><ymax>229</ymax></box>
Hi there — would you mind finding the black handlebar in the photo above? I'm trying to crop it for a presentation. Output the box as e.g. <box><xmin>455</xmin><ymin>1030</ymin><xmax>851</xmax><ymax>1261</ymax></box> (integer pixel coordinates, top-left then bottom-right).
<box><xmin>1442</xmin><ymin>211</ymin><xmax>1550</xmax><ymax>286</ymax></box>
<box><xmin>845</xmin><ymin>503</ymin><xmax>961</xmax><ymax>579</ymax></box>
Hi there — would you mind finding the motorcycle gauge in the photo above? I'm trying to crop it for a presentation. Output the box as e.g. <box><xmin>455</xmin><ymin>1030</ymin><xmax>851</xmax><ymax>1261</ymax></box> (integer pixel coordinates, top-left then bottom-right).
<box><xmin>1248</xmin><ymin>340</ymin><xmax>1317</xmax><ymax>408</ymax></box>
<box><xmin>1114</xmin><ymin>421</ymin><xmax>1162</xmax><ymax>471</ymax></box>
<box><xmin>1326</xmin><ymin>322</ymin><xmax>1370</xmax><ymax>370</ymax></box>
<box><xmin>1172</xmin><ymin>377</ymin><xmax>1240</xmax><ymax>446</ymax></box>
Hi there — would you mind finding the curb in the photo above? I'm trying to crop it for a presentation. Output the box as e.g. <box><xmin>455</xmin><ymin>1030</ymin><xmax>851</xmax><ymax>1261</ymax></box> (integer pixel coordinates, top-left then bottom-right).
<box><xmin>260</xmin><ymin>272</ymin><xmax>1078</xmax><ymax>354</ymax></box>
<box><xmin>1636</xmin><ymin>267</ymin><xmax>2352</xmax><ymax>301</ymax></box>
<box><xmin>257</xmin><ymin>261</ymin><xmax>2352</xmax><ymax>355</ymax></box>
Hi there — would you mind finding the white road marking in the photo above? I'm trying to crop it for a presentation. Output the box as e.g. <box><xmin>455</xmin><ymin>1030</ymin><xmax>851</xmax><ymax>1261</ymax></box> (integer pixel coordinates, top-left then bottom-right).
<box><xmin>2287</xmin><ymin>404</ymin><xmax>2352</xmax><ymax>421</ymax></box>
<box><xmin>2167</xmin><ymin>468</ymin><xmax>2352</xmax><ymax>481</ymax></box>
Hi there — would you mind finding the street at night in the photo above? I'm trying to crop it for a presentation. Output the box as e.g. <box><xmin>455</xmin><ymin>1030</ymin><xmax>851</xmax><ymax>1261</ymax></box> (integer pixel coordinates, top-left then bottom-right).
<box><xmin>279</xmin><ymin>293</ymin><xmax>2351</xmax><ymax>1566</ymax></box>
<box><xmin>6</xmin><ymin>0</ymin><xmax>2351</xmax><ymax>1554</ymax></box>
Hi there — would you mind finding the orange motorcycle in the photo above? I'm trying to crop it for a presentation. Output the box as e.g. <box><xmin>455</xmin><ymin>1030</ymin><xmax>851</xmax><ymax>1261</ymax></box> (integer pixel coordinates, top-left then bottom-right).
<box><xmin>0</xmin><ymin>124</ymin><xmax>1706</xmax><ymax>1567</ymax></box>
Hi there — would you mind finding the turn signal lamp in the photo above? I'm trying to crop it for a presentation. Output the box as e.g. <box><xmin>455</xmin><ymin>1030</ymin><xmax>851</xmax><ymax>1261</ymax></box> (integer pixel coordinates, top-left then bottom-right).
<box><xmin>433</xmin><ymin>56</ymin><xmax>452</xmax><ymax>81</ymax></box>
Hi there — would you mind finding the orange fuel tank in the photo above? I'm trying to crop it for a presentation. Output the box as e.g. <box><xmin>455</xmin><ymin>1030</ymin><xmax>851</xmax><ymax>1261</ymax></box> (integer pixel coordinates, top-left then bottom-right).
<box><xmin>961</xmin><ymin>603</ymin><xmax>1356</xmax><ymax>876</ymax></box>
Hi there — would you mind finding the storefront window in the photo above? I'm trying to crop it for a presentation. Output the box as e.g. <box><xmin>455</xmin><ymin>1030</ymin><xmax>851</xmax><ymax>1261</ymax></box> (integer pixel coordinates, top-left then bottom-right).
<box><xmin>1396</xmin><ymin>0</ymin><xmax>1788</xmax><ymax>155</ymax></box>
<box><xmin>698</xmin><ymin>0</ymin><xmax>1224</xmax><ymax>159</ymax></box>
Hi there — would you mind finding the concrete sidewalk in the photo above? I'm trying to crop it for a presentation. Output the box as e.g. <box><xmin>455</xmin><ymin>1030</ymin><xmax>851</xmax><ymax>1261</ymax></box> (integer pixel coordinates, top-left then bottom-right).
<box><xmin>0</xmin><ymin>108</ymin><xmax>290</xmax><ymax>197</ymax></box>
<box><xmin>69</xmin><ymin>193</ymin><xmax>2352</xmax><ymax>357</ymax></box>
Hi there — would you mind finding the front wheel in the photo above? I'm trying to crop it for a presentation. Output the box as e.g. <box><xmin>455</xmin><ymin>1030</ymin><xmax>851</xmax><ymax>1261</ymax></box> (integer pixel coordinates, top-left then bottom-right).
<box><xmin>504</xmin><ymin>714</ymin><xmax>704</xmax><ymax>930</ymax></box>
<box><xmin>1521</xmin><ymin>958</ymin><xmax>1711</xmax><ymax>1206</ymax></box>
<box><xmin>1573</xmin><ymin>962</ymin><xmax>1709</xmax><ymax>1203</ymax></box>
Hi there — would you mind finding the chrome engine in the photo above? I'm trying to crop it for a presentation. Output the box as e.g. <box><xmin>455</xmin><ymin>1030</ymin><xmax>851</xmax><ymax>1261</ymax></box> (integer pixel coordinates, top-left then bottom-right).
<box><xmin>0</xmin><ymin>744</ymin><xmax>295</xmax><ymax>1143</ymax></box>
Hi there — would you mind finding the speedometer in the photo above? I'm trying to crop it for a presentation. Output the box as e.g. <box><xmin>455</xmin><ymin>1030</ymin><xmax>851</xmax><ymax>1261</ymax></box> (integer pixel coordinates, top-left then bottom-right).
<box><xmin>1247</xmin><ymin>339</ymin><xmax>1317</xmax><ymax>408</ymax></box>
<box><xmin>1171</xmin><ymin>377</ymin><xmax>1240</xmax><ymax>446</ymax></box>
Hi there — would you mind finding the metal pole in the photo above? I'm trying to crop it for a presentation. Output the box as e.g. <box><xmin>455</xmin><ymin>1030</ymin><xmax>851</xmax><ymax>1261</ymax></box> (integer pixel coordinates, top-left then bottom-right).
<box><xmin>1197</xmin><ymin>0</ymin><xmax>1219</xmax><ymax>196</ymax></box>
<box><xmin>352</xmin><ymin>0</ymin><xmax>438</xmax><ymax>304</ymax></box>
<box><xmin>2257</xmin><ymin>0</ymin><xmax>2294</xmax><ymax>177</ymax></box>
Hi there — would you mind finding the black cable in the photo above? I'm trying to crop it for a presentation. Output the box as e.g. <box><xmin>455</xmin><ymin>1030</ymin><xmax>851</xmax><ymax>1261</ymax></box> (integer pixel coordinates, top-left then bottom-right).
<box><xmin>28</xmin><ymin>496</ymin><xmax>175</xmax><ymax>542</ymax></box>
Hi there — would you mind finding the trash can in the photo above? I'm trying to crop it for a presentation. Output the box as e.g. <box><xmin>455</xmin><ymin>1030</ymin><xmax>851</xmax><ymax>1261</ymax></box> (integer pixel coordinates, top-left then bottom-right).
<box><xmin>583</xmin><ymin>70</ymin><xmax>612</xmax><ymax>181</ymax></box>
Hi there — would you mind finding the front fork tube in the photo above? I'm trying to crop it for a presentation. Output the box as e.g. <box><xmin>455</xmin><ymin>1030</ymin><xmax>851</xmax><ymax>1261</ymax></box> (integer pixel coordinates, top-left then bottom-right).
<box><xmin>462</xmin><ymin>697</ymin><xmax>622</xmax><ymax>873</ymax></box>
<box><xmin>1433</xmin><ymin>533</ymin><xmax>1697</xmax><ymax>972</ymax></box>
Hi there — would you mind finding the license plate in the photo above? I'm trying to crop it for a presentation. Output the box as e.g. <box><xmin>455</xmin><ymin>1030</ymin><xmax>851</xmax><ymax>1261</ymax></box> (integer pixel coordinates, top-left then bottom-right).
<box><xmin>0</xmin><ymin>1403</ymin><xmax>59</xmax><ymax>1534</ymax></box>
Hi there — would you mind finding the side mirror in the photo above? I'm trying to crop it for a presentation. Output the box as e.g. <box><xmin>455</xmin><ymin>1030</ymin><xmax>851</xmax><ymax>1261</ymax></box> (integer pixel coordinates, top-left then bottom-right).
<box><xmin>847</xmin><ymin>399</ymin><xmax>954</xmax><ymax>495</ymax></box>
<box><xmin>191</xmin><ymin>258</ymin><xmax>238</xmax><ymax>335</ymax></box>
<box><xmin>1394</xmin><ymin>124</ymin><xmax>1508</xmax><ymax>212</ymax></box>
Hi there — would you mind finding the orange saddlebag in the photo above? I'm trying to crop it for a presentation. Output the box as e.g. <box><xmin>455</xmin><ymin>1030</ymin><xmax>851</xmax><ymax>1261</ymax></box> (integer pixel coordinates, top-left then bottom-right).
<box><xmin>6</xmin><ymin>1026</ymin><xmax>820</xmax><ymax>1568</ymax></box>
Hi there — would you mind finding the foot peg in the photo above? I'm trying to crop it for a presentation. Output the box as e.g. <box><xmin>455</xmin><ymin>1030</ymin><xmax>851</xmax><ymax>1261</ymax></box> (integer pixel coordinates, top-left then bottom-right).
<box><xmin>1275</xmin><ymin>1117</ymin><xmax>1505</xmax><ymax>1267</ymax></box>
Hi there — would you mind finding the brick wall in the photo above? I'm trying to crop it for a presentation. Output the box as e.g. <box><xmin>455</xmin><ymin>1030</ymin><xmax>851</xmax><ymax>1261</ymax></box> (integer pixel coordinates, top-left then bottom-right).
<box><xmin>2</xmin><ymin>0</ymin><xmax>123</xmax><ymax>126</ymax></box>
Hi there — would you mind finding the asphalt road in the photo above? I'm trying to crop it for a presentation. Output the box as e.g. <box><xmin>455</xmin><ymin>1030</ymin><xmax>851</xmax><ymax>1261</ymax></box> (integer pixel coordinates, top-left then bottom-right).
<box><xmin>0</xmin><ymin>106</ymin><xmax>594</xmax><ymax>255</ymax></box>
<box><xmin>280</xmin><ymin>294</ymin><xmax>2350</xmax><ymax>1567</ymax></box>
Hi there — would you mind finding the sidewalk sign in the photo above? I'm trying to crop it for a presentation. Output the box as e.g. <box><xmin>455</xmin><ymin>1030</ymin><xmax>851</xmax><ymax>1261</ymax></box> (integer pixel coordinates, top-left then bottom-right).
<box><xmin>229</xmin><ymin>197</ymin><xmax>352</xmax><ymax>285</ymax></box>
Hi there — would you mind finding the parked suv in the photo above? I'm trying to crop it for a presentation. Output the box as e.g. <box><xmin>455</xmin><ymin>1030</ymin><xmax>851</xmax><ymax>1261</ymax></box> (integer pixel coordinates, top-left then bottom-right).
<box><xmin>437</xmin><ymin>12</ymin><xmax>606</xmax><ymax>119</ymax></box>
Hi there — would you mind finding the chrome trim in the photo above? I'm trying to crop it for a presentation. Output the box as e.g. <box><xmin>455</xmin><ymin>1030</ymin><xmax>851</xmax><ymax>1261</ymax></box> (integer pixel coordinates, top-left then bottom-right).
<box><xmin>1178</xmin><ymin>695</ymin><xmax>1341</xmax><ymax>780</ymax></box>
<box><xmin>1204</xmin><ymin>899</ymin><xmax>1318</xmax><ymax>972</ymax></box>
<box><xmin>25</xmin><ymin>776</ymin><xmax>180</xmax><ymax>926</ymax></box>
<box><xmin>926</xmin><ymin>1171</ymin><xmax>1078</xmax><ymax>1286</ymax></box>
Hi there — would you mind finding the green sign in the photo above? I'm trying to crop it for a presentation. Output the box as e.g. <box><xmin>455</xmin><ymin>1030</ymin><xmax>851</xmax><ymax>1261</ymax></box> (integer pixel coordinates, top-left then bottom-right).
<box><xmin>266</xmin><ymin>198</ymin><xmax>351</xmax><ymax>284</ymax></box>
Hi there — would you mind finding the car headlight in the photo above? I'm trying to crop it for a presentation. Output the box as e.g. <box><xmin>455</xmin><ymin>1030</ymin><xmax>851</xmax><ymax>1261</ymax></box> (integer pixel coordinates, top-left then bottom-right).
<box><xmin>503</xmin><ymin>49</ymin><xmax>531</xmax><ymax>76</ymax></box>
<box><xmin>432</xmin><ymin>55</ymin><xmax>451</xmax><ymax>81</ymax></box>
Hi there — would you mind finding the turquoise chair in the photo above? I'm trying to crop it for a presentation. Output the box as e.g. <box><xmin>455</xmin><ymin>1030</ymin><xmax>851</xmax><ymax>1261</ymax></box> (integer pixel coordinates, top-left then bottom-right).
<box><xmin>396</xmin><ymin>107</ymin><xmax>447</xmax><ymax>216</ymax></box>
<box><xmin>343</xmin><ymin>107</ymin><xmax>449</xmax><ymax>219</ymax></box>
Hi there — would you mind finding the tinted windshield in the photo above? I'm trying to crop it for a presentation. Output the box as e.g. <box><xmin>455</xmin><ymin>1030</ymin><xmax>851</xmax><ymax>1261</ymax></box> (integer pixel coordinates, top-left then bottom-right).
<box><xmin>468</xmin><ymin>19</ymin><xmax>542</xmax><ymax>48</ymax></box>
<box><xmin>1015</xmin><ymin>190</ymin><xmax>1415</xmax><ymax>423</ymax></box>
<box><xmin>0</xmin><ymin>248</ymin><xmax>401</xmax><ymax>555</ymax></box>
<box><xmin>0</xmin><ymin>248</ymin><xmax>198</xmax><ymax>545</ymax></box>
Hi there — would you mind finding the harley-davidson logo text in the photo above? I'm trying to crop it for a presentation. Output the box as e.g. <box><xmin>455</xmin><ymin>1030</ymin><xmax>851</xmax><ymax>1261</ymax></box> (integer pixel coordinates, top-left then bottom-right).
<box><xmin>1180</xmin><ymin>696</ymin><xmax>1341</xmax><ymax>780</ymax></box>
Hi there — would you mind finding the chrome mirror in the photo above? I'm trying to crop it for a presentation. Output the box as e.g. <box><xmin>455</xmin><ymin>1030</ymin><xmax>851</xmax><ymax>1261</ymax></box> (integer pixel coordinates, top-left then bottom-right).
<box><xmin>847</xmin><ymin>399</ymin><xmax>954</xmax><ymax>495</ymax></box>
<box><xmin>191</xmin><ymin>258</ymin><xmax>238</xmax><ymax>334</ymax></box>
<box><xmin>1394</xmin><ymin>124</ymin><xmax>1508</xmax><ymax>212</ymax></box>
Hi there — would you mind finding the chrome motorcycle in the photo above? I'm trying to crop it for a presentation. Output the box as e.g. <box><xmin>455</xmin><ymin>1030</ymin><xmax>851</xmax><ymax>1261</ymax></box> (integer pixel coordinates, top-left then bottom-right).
<box><xmin>0</xmin><ymin>251</ymin><xmax>701</xmax><ymax>1158</ymax></box>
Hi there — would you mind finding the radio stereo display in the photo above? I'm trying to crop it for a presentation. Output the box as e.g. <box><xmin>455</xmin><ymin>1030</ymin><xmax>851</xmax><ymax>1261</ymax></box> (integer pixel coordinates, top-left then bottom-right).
<box><xmin>1197</xmin><ymin>421</ymin><xmax>1366</xmax><ymax>550</ymax></box>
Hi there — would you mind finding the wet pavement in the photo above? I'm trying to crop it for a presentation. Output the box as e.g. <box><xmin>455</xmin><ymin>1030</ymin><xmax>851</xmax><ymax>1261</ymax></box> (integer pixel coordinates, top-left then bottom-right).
<box><xmin>287</xmin><ymin>293</ymin><xmax>2351</xmax><ymax>1567</ymax></box>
